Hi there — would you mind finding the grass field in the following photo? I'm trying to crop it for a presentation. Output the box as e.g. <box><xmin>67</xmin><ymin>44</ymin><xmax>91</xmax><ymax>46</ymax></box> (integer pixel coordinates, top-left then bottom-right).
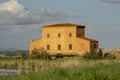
<box><xmin>0</xmin><ymin>57</ymin><xmax>120</xmax><ymax>80</ymax></box>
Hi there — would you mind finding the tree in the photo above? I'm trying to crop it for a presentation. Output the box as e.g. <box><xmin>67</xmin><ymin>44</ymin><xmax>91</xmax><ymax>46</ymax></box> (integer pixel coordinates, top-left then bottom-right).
<box><xmin>83</xmin><ymin>50</ymin><xmax>103</xmax><ymax>60</ymax></box>
<box><xmin>30</xmin><ymin>48</ymin><xmax>49</xmax><ymax>59</ymax></box>
<box><xmin>17</xmin><ymin>50</ymin><xmax>27</xmax><ymax>59</ymax></box>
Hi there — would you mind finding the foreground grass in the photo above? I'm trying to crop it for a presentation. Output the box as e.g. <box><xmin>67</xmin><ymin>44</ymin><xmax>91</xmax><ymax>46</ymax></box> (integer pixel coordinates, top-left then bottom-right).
<box><xmin>0</xmin><ymin>57</ymin><xmax>120</xmax><ymax>80</ymax></box>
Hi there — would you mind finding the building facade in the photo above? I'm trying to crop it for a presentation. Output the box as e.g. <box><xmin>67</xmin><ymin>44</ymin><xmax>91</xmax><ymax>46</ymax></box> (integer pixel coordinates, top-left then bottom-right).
<box><xmin>30</xmin><ymin>23</ymin><xmax>99</xmax><ymax>56</ymax></box>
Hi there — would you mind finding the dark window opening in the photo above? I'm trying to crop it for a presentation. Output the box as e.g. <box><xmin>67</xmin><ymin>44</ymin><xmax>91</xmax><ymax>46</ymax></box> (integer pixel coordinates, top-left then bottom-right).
<box><xmin>58</xmin><ymin>44</ymin><xmax>61</xmax><ymax>50</ymax></box>
<box><xmin>93</xmin><ymin>44</ymin><xmax>97</xmax><ymax>49</ymax></box>
<box><xmin>69</xmin><ymin>33</ymin><xmax>72</xmax><ymax>37</ymax></box>
<box><xmin>47</xmin><ymin>45</ymin><xmax>50</xmax><ymax>50</ymax></box>
<box><xmin>58</xmin><ymin>33</ymin><xmax>61</xmax><ymax>38</ymax></box>
<box><xmin>47</xmin><ymin>33</ymin><xmax>50</xmax><ymax>38</ymax></box>
<box><xmin>69</xmin><ymin>44</ymin><xmax>72</xmax><ymax>50</ymax></box>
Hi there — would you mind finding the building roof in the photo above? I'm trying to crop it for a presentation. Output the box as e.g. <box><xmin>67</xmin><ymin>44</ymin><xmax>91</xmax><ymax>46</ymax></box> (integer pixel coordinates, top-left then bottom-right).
<box><xmin>81</xmin><ymin>37</ymin><xmax>98</xmax><ymax>42</ymax></box>
<box><xmin>30</xmin><ymin>38</ymin><xmax>42</xmax><ymax>42</ymax></box>
<box><xmin>43</xmin><ymin>23</ymin><xmax>85</xmax><ymax>28</ymax></box>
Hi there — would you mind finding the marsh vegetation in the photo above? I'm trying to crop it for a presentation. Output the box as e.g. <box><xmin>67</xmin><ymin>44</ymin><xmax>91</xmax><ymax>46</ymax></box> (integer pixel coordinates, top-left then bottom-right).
<box><xmin>0</xmin><ymin>56</ymin><xmax>120</xmax><ymax>80</ymax></box>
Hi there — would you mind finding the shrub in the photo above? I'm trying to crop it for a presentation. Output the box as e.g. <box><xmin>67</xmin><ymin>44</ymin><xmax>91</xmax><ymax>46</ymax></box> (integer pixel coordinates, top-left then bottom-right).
<box><xmin>83</xmin><ymin>50</ymin><xmax>103</xmax><ymax>60</ymax></box>
<box><xmin>30</xmin><ymin>48</ymin><xmax>49</xmax><ymax>59</ymax></box>
<box><xmin>17</xmin><ymin>50</ymin><xmax>27</xmax><ymax>59</ymax></box>
<box><xmin>104</xmin><ymin>53</ymin><xmax>115</xmax><ymax>59</ymax></box>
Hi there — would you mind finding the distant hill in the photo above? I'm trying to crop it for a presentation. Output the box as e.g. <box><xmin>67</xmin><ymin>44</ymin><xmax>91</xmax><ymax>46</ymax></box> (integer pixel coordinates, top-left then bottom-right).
<box><xmin>0</xmin><ymin>48</ymin><xmax>7</xmax><ymax>51</ymax></box>
<box><xmin>0</xmin><ymin>48</ymin><xmax>18</xmax><ymax>51</ymax></box>
<box><xmin>0</xmin><ymin>48</ymin><xmax>29</xmax><ymax>57</ymax></box>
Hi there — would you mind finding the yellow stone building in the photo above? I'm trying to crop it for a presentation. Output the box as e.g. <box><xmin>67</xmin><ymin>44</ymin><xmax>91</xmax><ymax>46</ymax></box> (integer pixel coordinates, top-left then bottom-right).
<box><xmin>30</xmin><ymin>23</ymin><xmax>98</xmax><ymax>56</ymax></box>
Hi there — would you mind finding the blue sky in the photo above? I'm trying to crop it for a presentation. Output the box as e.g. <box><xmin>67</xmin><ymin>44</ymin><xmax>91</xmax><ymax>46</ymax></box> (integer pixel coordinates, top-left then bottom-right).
<box><xmin>0</xmin><ymin>0</ymin><xmax>120</xmax><ymax>49</ymax></box>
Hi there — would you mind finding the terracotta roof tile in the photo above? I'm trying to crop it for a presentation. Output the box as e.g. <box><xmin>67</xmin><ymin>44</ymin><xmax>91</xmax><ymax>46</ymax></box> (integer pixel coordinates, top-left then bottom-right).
<box><xmin>43</xmin><ymin>23</ymin><xmax>85</xmax><ymax>28</ymax></box>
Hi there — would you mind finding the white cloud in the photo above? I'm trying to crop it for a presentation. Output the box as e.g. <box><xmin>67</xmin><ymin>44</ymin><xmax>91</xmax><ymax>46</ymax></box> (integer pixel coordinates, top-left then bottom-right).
<box><xmin>0</xmin><ymin>0</ymin><xmax>70</xmax><ymax>25</ymax></box>
<box><xmin>0</xmin><ymin>0</ymin><xmax>28</xmax><ymax>16</ymax></box>
<box><xmin>0</xmin><ymin>0</ymin><xmax>34</xmax><ymax>25</ymax></box>
<box><xmin>0</xmin><ymin>0</ymin><xmax>78</xmax><ymax>49</ymax></box>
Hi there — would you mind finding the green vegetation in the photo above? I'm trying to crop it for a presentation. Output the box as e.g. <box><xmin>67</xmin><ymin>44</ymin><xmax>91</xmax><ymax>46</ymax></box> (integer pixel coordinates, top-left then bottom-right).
<box><xmin>30</xmin><ymin>48</ymin><xmax>49</xmax><ymax>59</ymax></box>
<box><xmin>0</xmin><ymin>50</ymin><xmax>120</xmax><ymax>80</ymax></box>
<box><xmin>83</xmin><ymin>50</ymin><xmax>103</xmax><ymax>60</ymax></box>
<box><xmin>17</xmin><ymin>50</ymin><xmax>27</xmax><ymax>59</ymax></box>
<box><xmin>0</xmin><ymin>57</ymin><xmax>120</xmax><ymax>80</ymax></box>
<box><xmin>104</xmin><ymin>53</ymin><xmax>116</xmax><ymax>59</ymax></box>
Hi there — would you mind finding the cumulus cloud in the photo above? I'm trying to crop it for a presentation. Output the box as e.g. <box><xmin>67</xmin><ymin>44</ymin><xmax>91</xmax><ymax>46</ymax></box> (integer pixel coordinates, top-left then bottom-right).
<box><xmin>100</xmin><ymin>0</ymin><xmax>120</xmax><ymax>4</ymax></box>
<box><xmin>0</xmin><ymin>0</ymin><xmax>70</xmax><ymax>25</ymax></box>
<box><xmin>0</xmin><ymin>0</ymin><xmax>78</xmax><ymax>49</ymax></box>
<box><xmin>0</xmin><ymin>0</ymin><xmax>36</xmax><ymax>25</ymax></box>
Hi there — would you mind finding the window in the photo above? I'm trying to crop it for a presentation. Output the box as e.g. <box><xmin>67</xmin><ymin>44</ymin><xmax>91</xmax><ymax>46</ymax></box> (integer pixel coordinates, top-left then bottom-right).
<box><xmin>58</xmin><ymin>33</ymin><xmax>61</xmax><ymax>38</ymax></box>
<box><xmin>58</xmin><ymin>44</ymin><xmax>61</xmax><ymax>50</ymax></box>
<box><xmin>69</xmin><ymin>33</ymin><xmax>72</xmax><ymax>37</ymax></box>
<box><xmin>93</xmin><ymin>43</ymin><xmax>97</xmax><ymax>49</ymax></box>
<box><xmin>91</xmin><ymin>43</ymin><xmax>97</xmax><ymax>50</ymax></box>
<box><xmin>47</xmin><ymin>45</ymin><xmax>50</xmax><ymax>50</ymax></box>
<box><xmin>47</xmin><ymin>33</ymin><xmax>50</xmax><ymax>38</ymax></box>
<box><xmin>80</xmin><ymin>44</ymin><xmax>84</xmax><ymax>50</ymax></box>
<box><xmin>69</xmin><ymin>44</ymin><xmax>72</xmax><ymax>50</ymax></box>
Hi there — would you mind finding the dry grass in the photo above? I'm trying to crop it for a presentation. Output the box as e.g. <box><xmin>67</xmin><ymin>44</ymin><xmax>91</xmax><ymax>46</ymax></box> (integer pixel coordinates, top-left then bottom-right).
<box><xmin>0</xmin><ymin>57</ymin><xmax>120</xmax><ymax>73</ymax></box>
<box><xmin>1</xmin><ymin>57</ymin><xmax>120</xmax><ymax>80</ymax></box>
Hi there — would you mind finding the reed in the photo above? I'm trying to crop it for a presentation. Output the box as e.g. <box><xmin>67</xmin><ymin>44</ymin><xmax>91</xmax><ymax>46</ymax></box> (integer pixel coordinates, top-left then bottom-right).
<box><xmin>0</xmin><ymin>57</ymin><xmax>120</xmax><ymax>80</ymax></box>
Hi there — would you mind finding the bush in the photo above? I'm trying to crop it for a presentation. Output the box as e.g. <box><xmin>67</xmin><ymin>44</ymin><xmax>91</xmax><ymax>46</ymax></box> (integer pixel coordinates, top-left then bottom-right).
<box><xmin>104</xmin><ymin>53</ymin><xmax>115</xmax><ymax>59</ymax></box>
<box><xmin>17</xmin><ymin>50</ymin><xmax>27</xmax><ymax>59</ymax></box>
<box><xmin>30</xmin><ymin>48</ymin><xmax>49</xmax><ymax>59</ymax></box>
<box><xmin>83</xmin><ymin>50</ymin><xmax>103</xmax><ymax>60</ymax></box>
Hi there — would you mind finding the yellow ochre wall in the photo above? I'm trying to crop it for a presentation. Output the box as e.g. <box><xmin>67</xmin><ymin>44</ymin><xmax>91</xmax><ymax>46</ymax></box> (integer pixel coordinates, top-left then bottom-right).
<box><xmin>30</xmin><ymin>23</ymin><xmax>98</xmax><ymax>56</ymax></box>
